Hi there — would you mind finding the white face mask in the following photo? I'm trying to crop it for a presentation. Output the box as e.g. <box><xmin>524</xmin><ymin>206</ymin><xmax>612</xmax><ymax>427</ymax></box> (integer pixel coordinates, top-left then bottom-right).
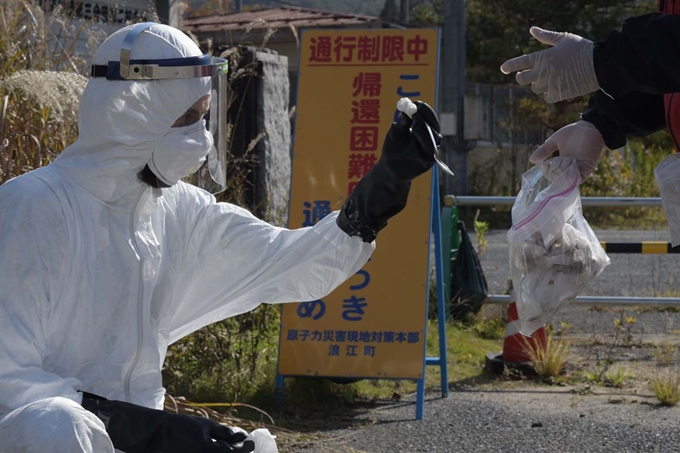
<box><xmin>147</xmin><ymin>119</ymin><xmax>214</xmax><ymax>187</ymax></box>
<box><xmin>655</xmin><ymin>153</ymin><xmax>680</xmax><ymax>246</ymax></box>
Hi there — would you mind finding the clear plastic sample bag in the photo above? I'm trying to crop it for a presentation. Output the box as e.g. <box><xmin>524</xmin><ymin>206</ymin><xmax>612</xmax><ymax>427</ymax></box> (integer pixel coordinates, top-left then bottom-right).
<box><xmin>507</xmin><ymin>158</ymin><xmax>610</xmax><ymax>335</ymax></box>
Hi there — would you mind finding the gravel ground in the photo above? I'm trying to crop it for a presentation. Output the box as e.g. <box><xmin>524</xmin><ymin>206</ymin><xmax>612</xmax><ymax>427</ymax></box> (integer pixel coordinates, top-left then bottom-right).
<box><xmin>287</xmin><ymin>384</ymin><xmax>680</xmax><ymax>453</ymax></box>
<box><xmin>283</xmin><ymin>229</ymin><xmax>680</xmax><ymax>453</ymax></box>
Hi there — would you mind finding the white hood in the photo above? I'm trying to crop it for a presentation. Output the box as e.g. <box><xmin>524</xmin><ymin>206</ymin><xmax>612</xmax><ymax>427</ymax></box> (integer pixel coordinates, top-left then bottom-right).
<box><xmin>53</xmin><ymin>23</ymin><xmax>210</xmax><ymax>202</ymax></box>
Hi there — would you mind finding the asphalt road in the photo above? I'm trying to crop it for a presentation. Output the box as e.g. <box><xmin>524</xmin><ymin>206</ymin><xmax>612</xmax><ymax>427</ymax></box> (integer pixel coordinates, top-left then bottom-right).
<box><xmin>288</xmin><ymin>386</ymin><xmax>680</xmax><ymax>453</ymax></box>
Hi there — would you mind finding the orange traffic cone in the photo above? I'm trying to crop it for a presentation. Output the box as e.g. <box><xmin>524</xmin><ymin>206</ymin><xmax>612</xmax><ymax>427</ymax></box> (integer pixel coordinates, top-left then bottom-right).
<box><xmin>501</xmin><ymin>300</ymin><xmax>547</xmax><ymax>363</ymax></box>
<box><xmin>485</xmin><ymin>296</ymin><xmax>548</xmax><ymax>374</ymax></box>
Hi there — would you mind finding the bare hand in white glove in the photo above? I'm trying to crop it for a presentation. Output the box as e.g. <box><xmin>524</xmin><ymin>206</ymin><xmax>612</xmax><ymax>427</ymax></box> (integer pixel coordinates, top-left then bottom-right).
<box><xmin>500</xmin><ymin>27</ymin><xmax>599</xmax><ymax>104</ymax></box>
<box><xmin>530</xmin><ymin>121</ymin><xmax>604</xmax><ymax>181</ymax></box>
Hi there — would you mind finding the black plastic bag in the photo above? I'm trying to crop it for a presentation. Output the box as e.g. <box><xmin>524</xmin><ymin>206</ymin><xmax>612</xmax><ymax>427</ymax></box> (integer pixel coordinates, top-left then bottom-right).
<box><xmin>450</xmin><ymin>220</ymin><xmax>488</xmax><ymax>320</ymax></box>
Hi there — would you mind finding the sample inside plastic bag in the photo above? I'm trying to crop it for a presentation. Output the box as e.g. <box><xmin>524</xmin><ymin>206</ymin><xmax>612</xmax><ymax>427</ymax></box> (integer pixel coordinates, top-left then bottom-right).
<box><xmin>507</xmin><ymin>157</ymin><xmax>610</xmax><ymax>335</ymax></box>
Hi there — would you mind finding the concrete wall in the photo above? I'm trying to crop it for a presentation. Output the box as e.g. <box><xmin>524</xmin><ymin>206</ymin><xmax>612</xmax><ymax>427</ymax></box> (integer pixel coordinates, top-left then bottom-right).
<box><xmin>256</xmin><ymin>51</ymin><xmax>291</xmax><ymax>223</ymax></box>
<box><xmin>228</xmin><ymin>47</ymin><xmax>291</xmax><ymax>223</ymax></box>
<box><xmin>265</xmin><ymin>41</ymin><xmax>299</xmax><ymax>70</ymax></box>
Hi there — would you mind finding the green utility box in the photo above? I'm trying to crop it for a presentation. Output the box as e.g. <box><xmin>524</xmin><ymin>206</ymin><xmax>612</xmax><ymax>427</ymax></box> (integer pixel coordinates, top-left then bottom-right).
<box><xmin>441</xmin><ymin>200</ymin><xmax>461</xmax><ymax>319</ymax></box>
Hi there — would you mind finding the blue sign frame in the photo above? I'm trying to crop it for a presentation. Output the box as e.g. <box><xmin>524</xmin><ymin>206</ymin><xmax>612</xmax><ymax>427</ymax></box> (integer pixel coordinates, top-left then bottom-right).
<box><xmin>275</xmin><ymin>27</ymin><xmax>448</xmax><ymax>421</ymax></box>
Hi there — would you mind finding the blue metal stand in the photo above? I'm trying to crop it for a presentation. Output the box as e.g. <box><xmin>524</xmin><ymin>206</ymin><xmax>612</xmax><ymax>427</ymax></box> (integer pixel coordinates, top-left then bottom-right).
<box><xmin>275</xmin><ymin>374</ymin><xmax>284</xmax><ymax>407</ymax></box>
<box><xmin>416</xmin><ymin>168</ymin><xmax>449</xmax><ymax>420</ymax></box>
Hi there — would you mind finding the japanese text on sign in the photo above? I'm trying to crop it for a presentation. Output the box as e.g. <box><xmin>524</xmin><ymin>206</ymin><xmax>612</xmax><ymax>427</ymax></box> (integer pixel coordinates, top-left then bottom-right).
<box><xmin>286</xmin><ymin>327</ymin><xmax>421</xmax><ymax>358</ymax></box>
<box><xmin>309</xmin><ymin>34</ymin><xmax>430</xmax><ymax>65</ymax></box>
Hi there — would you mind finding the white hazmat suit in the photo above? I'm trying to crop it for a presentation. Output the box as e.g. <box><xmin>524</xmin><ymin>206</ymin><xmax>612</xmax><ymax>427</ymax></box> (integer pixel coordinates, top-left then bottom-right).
<box><xmin>0</xmin><ymin>23</ymin><xmax>373</xmax><ymax>452</ymax></box>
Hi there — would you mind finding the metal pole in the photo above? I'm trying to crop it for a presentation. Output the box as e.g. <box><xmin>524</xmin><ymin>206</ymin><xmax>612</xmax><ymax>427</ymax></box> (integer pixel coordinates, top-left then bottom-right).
<box><xmin>442</xmin><ymin>0</ymin><xmax>467</xmax><ymax>196</ymax></box>
<box><xmin>430</xmin><ymin>169</ymin><xmax>449</xmax><ymax>399</ymax></box>
<box><xmin>485</xmin><ymin>294</ymin><xmax>680</xmax><ymax>307</ymax></box>
<box><xmin>444</xmin><ymin>195</ymin><xmax>663</xmax><ymax>208</ymax></box>
<box><xmin>400</xmin><ymin>0</ymin><xmax>409</xmax><ymax>24</ymax></box>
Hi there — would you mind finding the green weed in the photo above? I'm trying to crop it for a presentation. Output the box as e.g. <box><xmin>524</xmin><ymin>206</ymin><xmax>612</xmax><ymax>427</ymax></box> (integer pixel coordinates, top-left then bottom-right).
<box><xmin>604</xmin><ymin>365</ymin><xmax>630</xmax><ymax>389</ymax></box>
<box><xmin>473</xmin><ymin>209</ymin><xmax>489</xmax><ymax>256</ymax></box>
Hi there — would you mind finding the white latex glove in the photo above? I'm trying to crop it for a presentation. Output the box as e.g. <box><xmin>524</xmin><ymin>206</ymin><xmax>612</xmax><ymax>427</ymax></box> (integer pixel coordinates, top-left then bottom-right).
<box><xmin>246</xmin><ymin>429</ymin><xmax>278</xmax><ymax>452</ymax></box>
<box><xmin>500</xmin><ymin>27</ymin><xmax>599</xmax><ymax>103</ymax></box>
<box><xmin>530</xmin><ymin>121</ymin><xmax>604</xmax><ymax>181</ymax></box>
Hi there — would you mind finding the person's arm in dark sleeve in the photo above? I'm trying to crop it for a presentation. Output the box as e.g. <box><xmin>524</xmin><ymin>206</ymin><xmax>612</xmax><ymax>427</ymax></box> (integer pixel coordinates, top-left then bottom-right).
<box><xmin>581</xmin><ymin>90</ymin><xmax>667</xmax><ymax>149</ymax></box>
<box><xmin>595</xmin><ymin>13</ymin><xmax>680</xmax><ymax>97</ymax></box>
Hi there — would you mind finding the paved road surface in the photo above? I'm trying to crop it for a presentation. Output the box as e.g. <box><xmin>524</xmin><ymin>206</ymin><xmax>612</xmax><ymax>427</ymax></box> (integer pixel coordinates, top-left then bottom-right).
<box><xmin>288</xmin><ymin>385</ymin><xmax>680</xmax><ymax>453</ymax></box>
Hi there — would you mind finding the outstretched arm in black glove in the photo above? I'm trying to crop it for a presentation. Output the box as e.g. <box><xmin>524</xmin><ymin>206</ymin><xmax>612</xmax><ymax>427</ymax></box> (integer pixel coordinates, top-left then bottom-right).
<box><xmin>81</xmin><ymin>393</ymin><xmax>255</xmax><ymax>453</ymax></box>
<box><xmin>336</xmin><ymin>100</ymin><xmax>442</xmax><ymax>242</ymax></box>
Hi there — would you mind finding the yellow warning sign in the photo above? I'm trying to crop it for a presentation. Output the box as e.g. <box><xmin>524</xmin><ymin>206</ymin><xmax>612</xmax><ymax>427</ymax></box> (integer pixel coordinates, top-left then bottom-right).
<box><xmin>278</xmin><ymin>28</ymin><xmax>440</xmax><ymax>379</ymax></box>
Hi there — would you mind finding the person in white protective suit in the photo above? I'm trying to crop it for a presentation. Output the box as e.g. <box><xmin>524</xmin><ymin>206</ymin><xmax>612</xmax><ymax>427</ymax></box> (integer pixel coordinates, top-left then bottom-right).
<box><xmin>0</xmin><ymin>23</ymin><xmax>442</xmax><ymax>453</ymax></box>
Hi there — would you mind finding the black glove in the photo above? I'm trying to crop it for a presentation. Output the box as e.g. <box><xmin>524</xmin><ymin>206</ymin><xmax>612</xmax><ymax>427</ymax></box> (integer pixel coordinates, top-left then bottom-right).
<box><xmin>81</xmin><ymin>393</ymin><xmax>255</xmax><ymax>453</ymax></box>
<box><xmin>337</xmin><ymin>100</ymin><xmax>442</xmax><ymax>242</ymax></box>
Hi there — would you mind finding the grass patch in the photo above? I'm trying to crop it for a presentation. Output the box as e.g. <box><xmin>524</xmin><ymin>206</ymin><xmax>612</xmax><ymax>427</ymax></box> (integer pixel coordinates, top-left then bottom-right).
<box><xmin>650</xmin><ymin>372</ymin><xmax>680</xmax><ymax>407</ymax></box>
<box><xmin>524</xmin><ymin>333</ymin><xmax>571</xmax><ymax>379</ymax></box>
<box><xmin>430</xmin><ymin>319</ymin><xmax>504</xmax><ymax>385</ymax></box>
<box><xmin>603</xmin><ymin>365</ymin><xmax>630</xmax><ymax>389</ymax></box>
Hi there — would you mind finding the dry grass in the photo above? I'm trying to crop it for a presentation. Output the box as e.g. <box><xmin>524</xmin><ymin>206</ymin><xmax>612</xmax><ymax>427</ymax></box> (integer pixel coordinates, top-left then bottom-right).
<box><xmin>650</xmin><ymin>372</ymin><xmax>680</xmax><ymax>407</ymax></box>
<box><xmin>0</xmin><ymin>0</ymin><xmax>100</xmax><ymax>184</ymax></box>
<box><xmin>524</xmin><ymin>333</ymin><xmax>571</xmax><ymax>379</ymax></box>
<box><xmin>2</xmin><ymin>70</ymin><xmax>86</xmax><ymax>120</ymax></box>
<box><xmin>164</xmin><ymin>394</ymin><xmax>375</xmax><ymax>452</ymax></box>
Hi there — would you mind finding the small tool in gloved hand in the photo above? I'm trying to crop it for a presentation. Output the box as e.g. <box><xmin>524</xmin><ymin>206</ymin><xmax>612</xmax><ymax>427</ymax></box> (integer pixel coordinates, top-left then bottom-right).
<box><xmin>396</xmin><ymin>97</ymin><xmax>454</xmax><ymax>176</ymax></box>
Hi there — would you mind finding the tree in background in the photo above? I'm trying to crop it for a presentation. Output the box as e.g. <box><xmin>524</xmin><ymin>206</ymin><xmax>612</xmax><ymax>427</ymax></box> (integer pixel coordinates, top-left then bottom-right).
<box><xmin>466</xmin><ymin>0</ymin><xmax>651</xmax><ymax>84</ymax></box>
<box><xmin>468</xmin><ymin>0</ymin><xmax>658</xmax><ymax>128</ymax></box>
<box><xmin>409</xmin><ymin>0</ymin><xmax>442</xmax><ymax>25</ymax></box>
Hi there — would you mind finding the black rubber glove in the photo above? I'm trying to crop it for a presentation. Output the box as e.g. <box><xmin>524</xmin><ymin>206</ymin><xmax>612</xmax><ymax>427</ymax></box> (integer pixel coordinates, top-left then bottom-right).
<box><xmin>337</xmin><ymin>100</ymin><xmax>442</xmax><ymax>242</ymax></box>
<box><xmin>81</xmin><ymin>393</ymin><xmax>255</xmax><ymax>453</ymax></box>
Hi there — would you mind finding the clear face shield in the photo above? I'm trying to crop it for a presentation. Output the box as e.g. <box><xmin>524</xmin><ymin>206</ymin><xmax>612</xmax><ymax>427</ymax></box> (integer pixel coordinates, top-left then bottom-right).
<box><xmin>90</xmin><ymin>22</ymin><xmax>228</xmax><ymax>194</ymax></box>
